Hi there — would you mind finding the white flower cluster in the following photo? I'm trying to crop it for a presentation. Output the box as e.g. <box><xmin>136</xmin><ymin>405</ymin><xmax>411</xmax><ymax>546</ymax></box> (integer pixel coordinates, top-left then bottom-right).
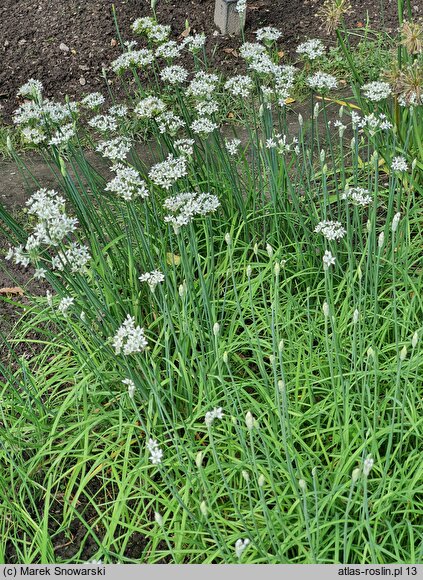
<box><xmin>315</xmin><ymin>220</ymin><xmax>346</xmax><ymax>241</ymax></box>
<box><xmin>109</xmin><ymin>104</ymin><xmax>128</xmax><ymax>118</ymax></box>
<box><xmin>235</xmin><ymin>0</ymin><xmax>247</xmax><ymax>14</ymax></box>
<box><xmin>51</xmin><ymin>242</ymin><xmax>91</xmax><ymax>273</ymax></box>
<box><xmin>351</xmin><ymin>111</ymin><xmax>392</xmax><ymax>133</ymax></box>
<box><xmin>105</xmin><ymin>165</ymin><xmax>149</xmax><ymax>201</ymax></box>
<box><xmin>225</xmin><ymin>138</ymin><xmax>241</xmax><ymax>156</ymax></box>
<box><xmin>21</xmin><ymin>127</ymin><xmax>46</xmax><ymax>144</ymax></box>
<box><xmin>14</xmin><ymin>98</ymin><xmax>77</xmax><ymax>127</ymax></box>
<box><xmin>112</xmin><ymin>314</ymin><xmax>148</xmax><ymax>355</ymax></box>
<box><xmin>391</xmin><ymin>156</ymin><xmax>408</xmax><ymax>172</ymax></box>
<box><xmin>88</xmin><ymin>114</ymin><xmax>118</xmax><ymax>133</ymax></box>
<box><xmin>255</xmin><ymin>27</ymin><xmax>282</xmax><ymax>42</ymax></box>
<box><xmin>323</xmin><ymin>250</ymin><xmax>336</xmax><ymax>270</ymax></box>
<box><xmin>163</xmin><ymin>191</ymin><xmax>220</xmax><ymax>231</ymax></box>
<box><xmin>157</xmin><ymin>111</ymin><xmax>185</xmax><ymax>135</ymax></box>
<box><xmin>307</xmin><ymin>71</ymin><xmax>337</xmax><ymax>92</ymax></box>
<box><xmin>81</xmin><ymin>93</ymin><xmax>105</xmax><ymax>109</ymax></box>
<box><xmin>174</xmin><ymin>138</ymin><xmax>195</xmax><ymax>157</ymax></box>
<box><xmin>274</xmin><ymin>65</ymin><xmax>297</xmax><ymax>105</ymax></box>
<box><xmin>235</xmin><ymin>539</ymin><xmax>250</xmax><ymax>559</ymax></box>
<box><xmin>132</xmin><ymin>17</ymin><xmax>171</xmax><ymax>43</ymax></box>
<box><xmin>111</xmin><ymin>48</ymin><xmax>154</xmax><ymax>74</ymax></box>
<box><xmin>191</xmin><ymin>117</ymin><xmax>218</xmax><ymax>136</ymax></box>
<box><xmin>17</xmin><ymin>78</ymin><xmax>43</xmax><ymax>100</ymax></box>
<box><xmin>160</xmin><ymin>65</ymin><xmax>189</xmax><ymax>85</ymax></box>
<box><xmin>49</xmin><ymin>123</ymin><xmax>75</xmax><ymax>147</ymax></box>
<box><xmin>134</xmin><ymin>96</ymin><xmax>167</xmax><ymax>118</ymax></box>
<box><xmin>155</xmin><ymin>40</ymin><xmax>182</xmax><ymax>59</ymax></box>
<box><xmin>239</xmin><ymin>42</ymin><xmax>266</xmax><ymax>60</ymax></box>
<box><xmin>186</xmin><ymin>71</ymin><xmax>219</xmax><ymax>99</ymax></box>
<box><xmin>342</xmin><ymin>187</ymin><xmax>372</xmax><ymax>206</ymax></box>
<box><xmin>204</xmin><ymin>407</ymin><xmax>224</xmax><ymax>427</ymax></box>
<box><xmin>195</xmin><ymin>100</ymin><xmax>219</xmax><ymax>116</ymax></box>
<box><xmin>96</xmin><ymin>137</ymin><xmax>131</xmax><ymax>162</ymax></box>
<box><xmin>122</xmin><ymin>378</ymin><xmax>136</xmax><ymax>399</ymax></box>
<box><xmin>224</xmin><ymin>75</ymin><xmax>253</xmax><ymax>98</ymax></box>
<box><xmin>149</xmin><ymin>154</ymin><xmax>187</xmax><ymax>189</ymax></box>
<box><xmin>183</xmin><ymin>33</ymin><xmax>206</xmax><ymax>52</ymax></box>
<box><xmin>361</xmin><ymin>81</ymin><xmax>391</xmax><ymax>102</ymax></box>
<box><xmin>146</xmin><ymin>438</ymin><xmax>163</xmax><ymax>465</ymax></box>
<box><xmin>139</xmin><ymin>270</ymin><xmax>165</xmax><ymax>292</ymax></box>
<box><xmin>58</xmin><ymin>296</ymin><xmax>74</xmax><ymax>316</ymax></box>
<box><xmin>296</xmin><ymin>39</ymin><xmax>325</xmax><ymax>60</ymax></box>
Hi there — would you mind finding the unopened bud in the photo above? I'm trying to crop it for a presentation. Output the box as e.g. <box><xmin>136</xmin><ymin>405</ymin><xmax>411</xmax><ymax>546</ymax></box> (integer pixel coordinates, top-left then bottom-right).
<box><xmin>353</xmin><ymin>309</ymin><xmax>359</xmax><ymax>324</ymax></box>
<box><xmin>266</xmin><ymin>243</ymin><xmax>273</xmax><ymax>258</ymax></box>
<box><xmin>278</xmin><ymin>339</ymin><xmax>284</xmax><ymax>352</ymax></box>
<box><xmin>298</xmin><ymin>113</ymin><xmax>303</xmax><ymax>126</ymax></box>
<box><xmin>378</xmin><ymin>231</ymin><xmax>385</xmax><ymax>248</ymax></box>
<box><xmin>195</xmin><ymin>451</ymin><xmax>203</xmax><ymax>468</ymax></box>
<box><xmin>323</xmin><ymin>302</ymin><xmax>330</xmax><ymax>317</ymax></box>
<box><xmin>225</xmin><ymin>232</ymin><xmax>231</xmax><ymax>245</ymax></box>
<box><xmin>258</xmin><ymin>474</ymin><xmax>265</xmax><ymax>487</ymax></box>
<box><xmin>367</xmin><ymin>347</ymin><xmax>375</xmax><ymax>359</ymax></box>
<box><xmin>253</xmin><ymin>243</ymin><xmax>259</xmax><ymax>255</ymax></box>
<box><xmin>245</xmin><ymin>411</ymin><xmax>255</xmax><ymax>431</ymax></box>
<box><xmin>154</xmin><ymin>512</ymin><xmax>163</xmax><ymax>527</ymax></box>
<box><xmin>352</xmin><ymin>468</ymin><xmax>360</xmax><ymax>483</ymax></box>
<box><xmin>223</xmin><ymin>351</ymin><xmax>228</xmax><ymax>364</ymax></box>
<box><xmin>200</xmin><ymin>501</ymin><xmax>208</xmax><ymax>517</ymax></box>
<box><xmin>313</xmin><ymin>102</ymin><xmax>320</xmax><ymax>118</ymax></box>
<box><xmin>400</xmin><ymin>345</ymin><xmax>407</xmax><ymax>361</ymax></box>
<box><xmin>412</xmin><ymin>331</ymin><xmax>418</xmax><ymax>349</ymax></box>
<box><xmin>242</xmin><ymin>470</ymin><xmax>250</xmax><ymax>482</ymax></box>
<box><xmin>320</xmin><ymin>149</ymin><xmax>326</xmax><ymax>164</ymax></box>
<box><xmin>246</xmin><ymin>265</ymin><xmax>252</xmax><ymax>278</ymax></box>
<box><xmin>391</xmin><ymin>212</ymin><xmax>401</xmax><ymax>233</ymax></box>
<box><xmin>274</xmin><ymin>262</ymin><xmax>280</xmax><ymax>276</ymax></box>
<box><xmin>213</xmin><ymin>322</ymin><xmax>220</xmax><ymax>336</ymax></box>
<box><xmin>298</xmin><ymin>479</ymin><xmax>307</xmax><ymax>491</ymax></box>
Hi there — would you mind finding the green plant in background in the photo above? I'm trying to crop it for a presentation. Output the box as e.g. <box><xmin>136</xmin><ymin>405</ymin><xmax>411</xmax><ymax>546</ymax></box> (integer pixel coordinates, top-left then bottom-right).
<box><xmin>0</xmin><ymin>4</ymin><xmax>422</xmax><ymax>565</ymax></box>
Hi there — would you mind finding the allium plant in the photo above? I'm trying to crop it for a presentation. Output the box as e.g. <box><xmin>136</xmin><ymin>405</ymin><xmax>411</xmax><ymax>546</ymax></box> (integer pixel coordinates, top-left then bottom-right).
<box><xmin>1</xmin><ymin>9</ymin><xmax>421</xmax><ymax>566</ymax></box>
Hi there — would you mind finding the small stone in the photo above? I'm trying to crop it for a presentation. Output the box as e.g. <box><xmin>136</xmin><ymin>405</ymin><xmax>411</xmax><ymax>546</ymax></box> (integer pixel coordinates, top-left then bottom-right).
<box><xmin>79</xmin><ymin>77</ymin><xmax>86</xmax><ymax>86</ymax></box>
<box><xmin>59</xmin><ymin>42</ymin><xmax>70</xmax><ymax>53</ymax></box>
<box><xmin>18</xmin><ymin>39</ymin><xmax>27</xmax><ymax>46</ymax></box>
<box><xmin>110</xmin><ymin>38</ymin><xmax>118</xmax><ymax>47</ymax></box>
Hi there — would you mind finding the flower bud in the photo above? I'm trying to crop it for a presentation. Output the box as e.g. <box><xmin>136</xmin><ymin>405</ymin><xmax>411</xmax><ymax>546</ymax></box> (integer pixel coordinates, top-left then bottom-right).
<box><xmin>298</xmin><ymin>113</ymin><xmax>303</xmax><ymax>126</ymax></box>
<box><xmin>323</xmin><ymin>302</ymin><xmax>330</xmax><ymax>318</ymax></box>
<box><xmin>258</xmin><ymin>474</ymin><xmax>265</xmax><ymax>487</ymax></box>
<box><xmin>266</xmin><ymin>243</ymin><xmax>273</xmax><ymax>258</ymax></box>
<box><xmin>225</xmin><ymin>232</ymin><xmax>231</xmax><ymax>246</ymax></box>
<box><xmin>352</xmin><ymin>468</ymin><xmax>360</xmax><ymax>483</ymax></box>
<box><xmin>412</xmin><ymin>331</ymin><xmax>418</xmax><ymax>349</ymax></box>
<box><xmin>200</xmin><ymin>501</ymin><xmax>208</xmax><ymax>517</ymax></box>
<box><xmin>353</xmin><ymin>309</ymin><xmax>359</xmax><ymax>324</ymax></box>
<box><xmin>246</xmin><ymin>265</ymin><xmax>252</xmax><ymax>278</ymax></box>
<box><xmin>299</xmin><ymin>479</ymin><xmax>307</xmax><ymax>491</ymax></box>
<box><xmin>274</xmin><ymin>262</ymin><xmax>280</xmax><ymax>276</ymax></box>
<box><xmin>253</xmin><ymin>243</ymin><xmax>259</xmax><ymax>255</ymax></box>
<box><xmin>195</xmin><ymin>451</ymin><xmax>203</xmax><ymax>468</ymax></box>
<box><xmin>213</xmin><ymin>322</ymin><xmax>220</xmax><ymax>336</ymax></box>
<box><xmin>391</xmin><ymin>212</ymin><xmax>401</xmax><ymax>233</ymax></box>
<box><xmin>400</xmin><ymin>345</ymin><xmax>407</xmax><ymax>361</ymax></box>
<box><xmin>154</xmin><ymin>512</ymin><xmax>163</xmax><ymax>527</ymax></box>
<box><xmin>242</xmin><ymin>470</ymin><xmax>250</xmax><ymax>482</ymax></box>
<box><xmin>245</xmin><ymin>411</ymin><xmax>255</xmax><ymax>431</ymax></box>
<box><xmin>367</xmin><ymin>347</ymin><xmax>375</xmax><ymax>359</ymax></box>
<box><xmin>378</xmin><ymin>231</ymin><xmax>385</xmax><ymax>249</ymax></box>
<box><xmin>313</xmin><ymin>102</ymin><xmax>320</xmax><ymax>118</ymax></box>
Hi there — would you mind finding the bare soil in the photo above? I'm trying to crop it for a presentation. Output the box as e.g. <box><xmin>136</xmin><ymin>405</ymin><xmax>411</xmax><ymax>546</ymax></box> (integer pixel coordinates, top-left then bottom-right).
<box><xmin>1</xmin><ymin>0</ymin><xmax>418</xmax><ymax>123</ymax></box>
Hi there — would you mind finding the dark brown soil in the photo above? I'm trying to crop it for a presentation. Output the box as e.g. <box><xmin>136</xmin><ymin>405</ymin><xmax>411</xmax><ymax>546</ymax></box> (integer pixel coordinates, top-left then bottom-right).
<box><xmin>1</xmin><ymin>0</ymin><xmax>418</xmax><ymax>123</ymax></box>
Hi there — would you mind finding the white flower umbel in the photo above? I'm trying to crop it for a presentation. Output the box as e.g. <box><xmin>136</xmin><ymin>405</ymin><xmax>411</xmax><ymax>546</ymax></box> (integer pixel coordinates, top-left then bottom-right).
<box><xmin>111</xmin><ymin>48</ymin><xmax>154</xmax><ymax>74</ymax></box>
<box><xmin>109</xmin><ymin>104</ymin><xmax>128</xmax><ymax>118</ymax></box>
<box><xmin>296</xmin><ymin>39</ymin><xmax>325</xmax><ymax>60</ymax></box>
<box><xmin>149</xmin><ymin>154</ymin><xmax>187</xmax><ymax>190</ymax></box>
<box><xmin>235</xmin><ymin>0</ymin><xmax>247</xmax><ymax>14</ymax></box>
<box><xmin>81</xmin><ymin>93</ymin><xmax>105</xmax><ymax>109</ymax></box>
<box><xmin>239</xmin><ymin>42</ymin><xmax>266</xmax><ymax>60</ymax></box>
<box><xmin>134</xmin><ymin>96</ymin><xmax>167</xmax><ymax>119</ymax></box>
<box><xmin>182</xmin><ymin>33</ymin><xmax>206</xmax><ymax>52</ymax></box>
<box><xmin>391</xmin><ymin>156</ymin><xmax>408</xmax><ymax>172</ymax></box>
<box><xmin>96</xmin><ymin>137</ymin><xmax>131</xmax><ymax>162</ymax></box>
<box><xmin>17</xmin><ymin>78</ymin><xmax>43</xmax><ymax>100</ymax></box>
<box><xmin>224</xmin><ymin>75</ymin><xmax>253</xmax><ymax>98</ymax></box>
<box><xmin>204</xmin><ymin>407</ymin><xmax>224</xmax><ymax>427</ymax></box>
<box><xmin>186</xmin><ymin>71</ymin><xmax>219</xmax><ymax>99</ymax></box>
<box><xmin>131</xmin><ymin>16</ymin><xmax>155</xmax><ymax>34</ymax></box>
<box><xmin>21</xmin><ymin>127</ymin><xmax>46</xmax><ymax>144</ymax></box>
<box><xmin>51</xmin><ymin>242</ymin><xmax>91</xmax><ymax>273</ymax></box>
<box><xmin>363</xmin><ymin>454</ymin><xmax>374</xmax><ymax>477</ymax></box>
<box><xmin>105</xmin><ymin>165</ymin><xmax>149</xmax><ymax>201</ymax></box>
<box><xmin>112</xmin><ymin>314</ymin><xmax>148</xmax><ymax>355</ymax></box>
<box><xmin>139</xmin><ymin>270</ymin><xmax>165</xmax><ymax>292</ymax></box>
<box><xmin>315</xmin><ymin>220</ymin><xmax>346</xmax><ymax>241</ymax></box>
<box><xmin>195</xmin><ymin>100</ymin><xmax>219</xmax><ymax>116</ymax></box>
<box><xmin>255</xmin><ymin>27</ymin><xmax>282</xmax><ymax>42</ymax></box>
<box><xmin>57</xmin><ymin>296</ymin><xmax>74</xmax><ymax>316</ymax></box>
<box><xmin>160</xmin><ymin>65</ymin><xmax>189</xmax><ymax>85</ymax></box>
<box><xmin>191</xmin><ymin>117</ymin><xmax>218</xmax><ymax>136</ymax></box>
<box><xmin>49</xmin><ymin>123</ymin><xmax>75</xmax><ymax>147</ymax></box>
<box><xmin>163</xmin><ymin>191</ymin><xmax>220</xmax><ymax>232</ymax></box>
<box><xmin>342</xmin><ymin>187</ymin><xmax>372</xmax><ymax>206</ymax></box>
<box><xmin>361</xmin><ymin>81</ymin><xmax>391</xmax><ymax>102</ymax></box>
<box><xmin>88</xmin><ymin>114</ymin><xmax>118</xmax><ymax>133</ymax></box>
<box><xmin>146</xmin><ymin>438</ymin><xmax>163</xmax><ymax>465</ymax></box>
<box><xmin>174</xmin><ymin>138</ymin><xmax>195</xmax><ymax>157</ymax></box>
<box><xmin>147</xmin><ymin>24</ymin><xmax>172</xmax><ymax>43</ymax></box>
<box><xmin>155</xmin><ymin>40</ymin><xmax>182</xmax><ymax>59</ymax></box>
<box><xmin>225</xmin><ymin>138</ymin><xmax>241</xmax><ymax>156</ymax></box>
<box><xmin>122</xmin><ymin>378</ymin><xmax>136</xmax><ymax>399</ymax></box>
<box><xmin>307</xmin><ymin>71</ymin><xmax>337</xmax><ymax>92</ymax></box>
<box><xmin>322</xmin><ymin>250</ymin><xmax>336</xmax><ymax>270</ymax></box>
<box><xmin>156</xmin><ymin>111</ymin><xmax>185</xmax><ymax>135</ymax></box>
<box><xmin>235</xmin><ymin>538</ymin><xmax>250</xmax><ymax>559</ymax></box>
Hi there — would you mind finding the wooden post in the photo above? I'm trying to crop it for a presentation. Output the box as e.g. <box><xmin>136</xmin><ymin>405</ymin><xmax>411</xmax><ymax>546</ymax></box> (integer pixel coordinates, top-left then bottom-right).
<box><xmin>214</xmin><ymin>0</ymin><xmax>246</xmax><ymax>35</ymax></box>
